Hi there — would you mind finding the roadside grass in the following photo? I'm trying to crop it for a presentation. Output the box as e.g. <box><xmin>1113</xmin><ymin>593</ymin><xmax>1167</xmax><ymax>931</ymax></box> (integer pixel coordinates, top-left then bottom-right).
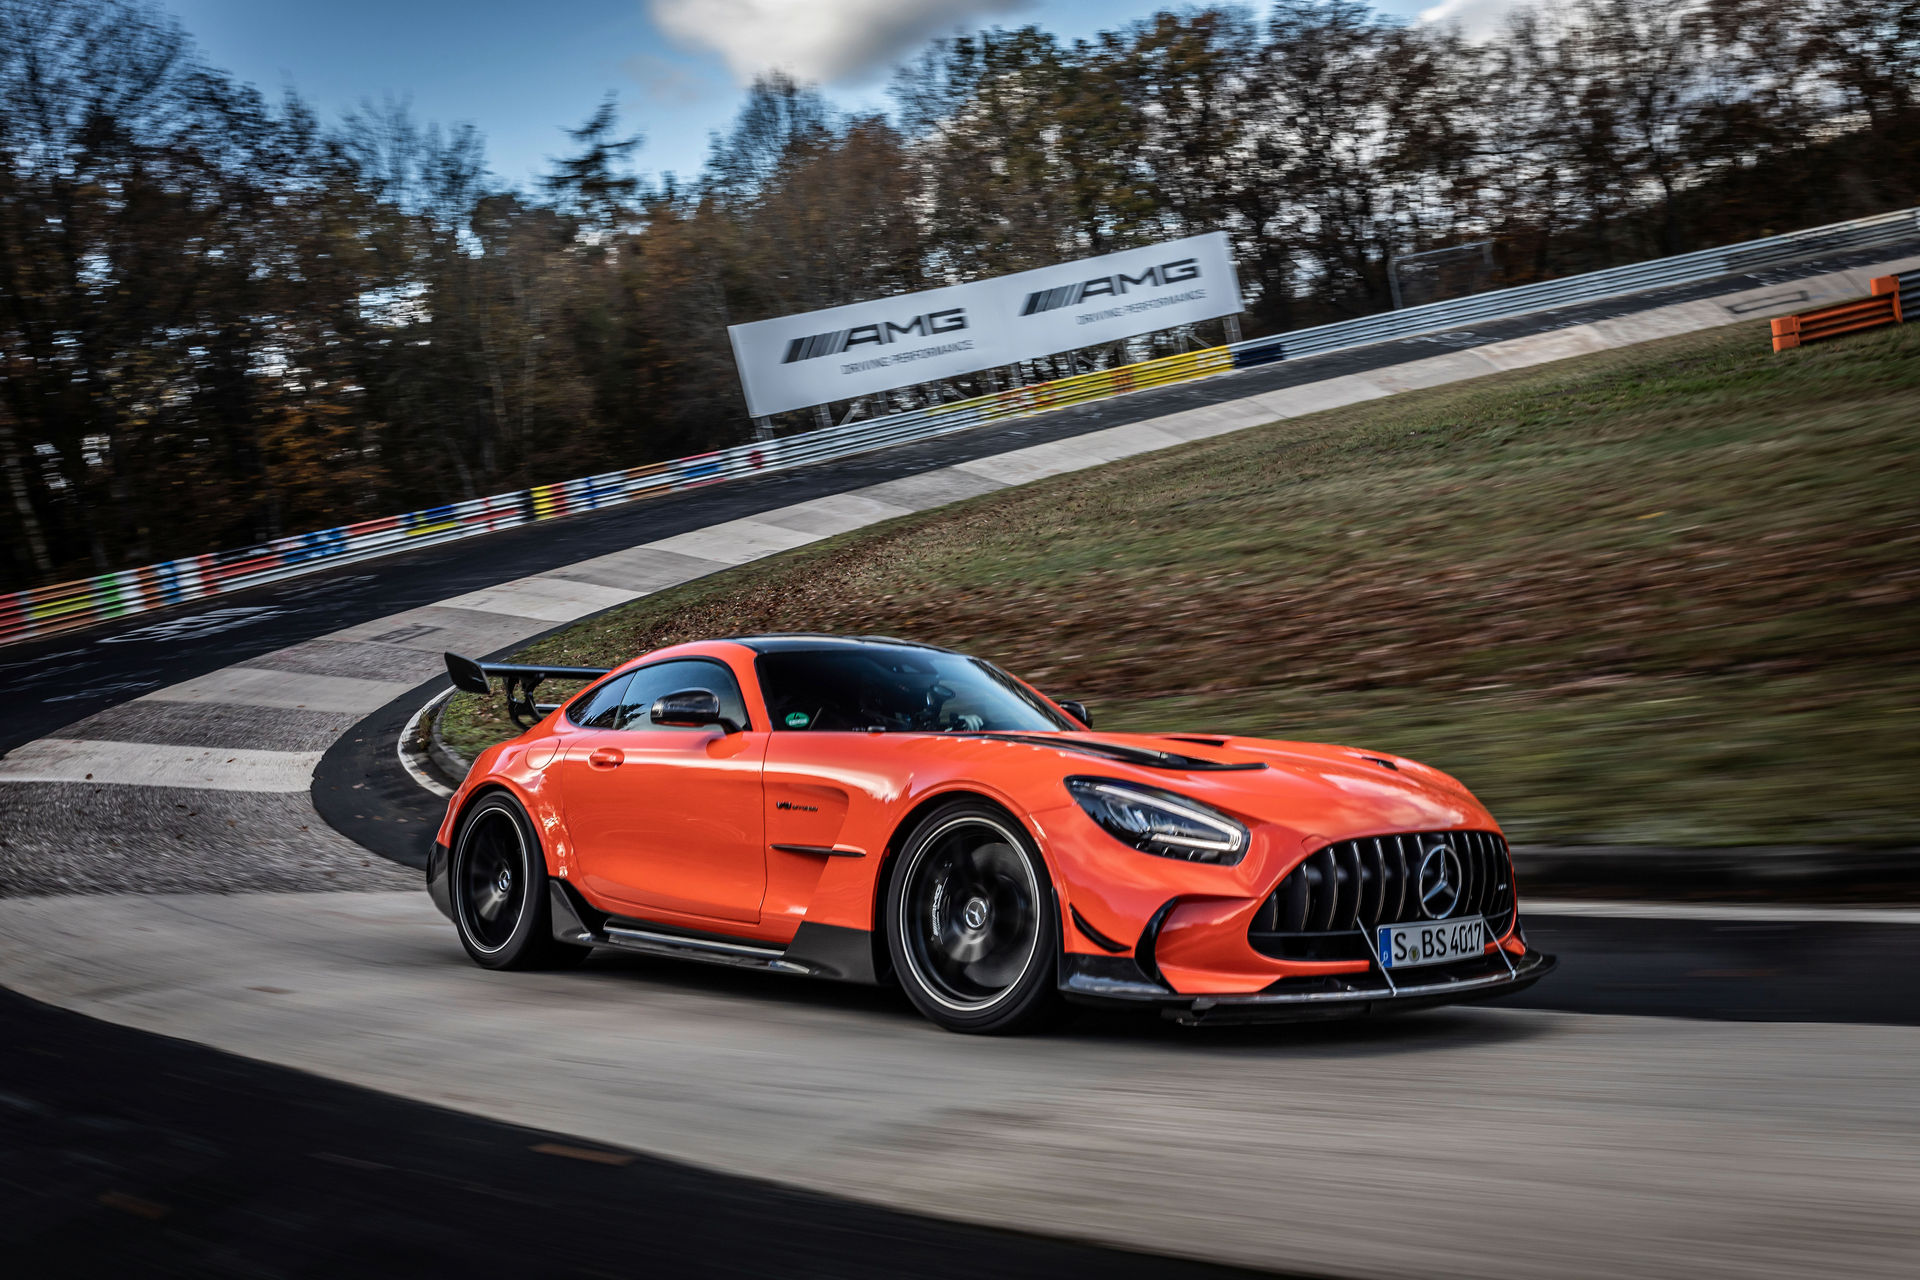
<box><xmin>442</xmin><ymin>320</ymin><xmax>1920</xmax><ymax>847</ymax></box>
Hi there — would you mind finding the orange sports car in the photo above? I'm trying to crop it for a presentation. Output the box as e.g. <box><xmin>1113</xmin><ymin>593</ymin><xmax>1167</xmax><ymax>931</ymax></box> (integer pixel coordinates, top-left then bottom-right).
<box><xmin>430</xmin><ymin>635</ymin><xmax>1552</xmax><ymax>1033</ymax></box>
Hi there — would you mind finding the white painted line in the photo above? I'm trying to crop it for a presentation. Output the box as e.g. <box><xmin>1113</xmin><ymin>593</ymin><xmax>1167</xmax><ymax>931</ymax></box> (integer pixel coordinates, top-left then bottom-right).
<box><xmin>954</xmin><ymin>438</ymin><xmax>1121</xmax><ymax>485</ymax></box>
<box><xmin>645</xmin><ymin>517</ymin><xmax>822</xmax><ymax>566</ymax></box>
<box><xmin>140</xmin><ymin>667</ymin><xmax>413</xmax><ymax>715</ymax></box>
<box><xmin>1365</xmin><ymin>348</ymin><xmax>1501</xmax><ymax>392</ymax></box>
<box><xmin>1150</xmin><ymin>403</ymin><xmax>1273</xmax><ymax>441</ymax></box>
<box><xmin>397</xmin><ymin>688</ymin><xmax>455</xmax><ymax>799</ymax></box>
<box><xmin>1474</xmin><ymin>324</ymin><xmax>1612</xmax><ymax>372</ymax></box>
<box><xmin>0</xmin><ymin>738</ymin><xmax>322</xmax><ymax>792</ymax></box>
<box><xmin>325</xmin><ymin>605</ymin><xmax>552</xmax><ymax>654</ymax></box>
<box><xmin>752</xmin><ymin>492</ymin><xmax>916</xmax><ymax>538</ymax></box>
<box><xmin>855</xmin><ymin>468</ymin><xmax>1007</xmax><ymax>511</ymax></box>
<box><xmin>435</xmin><ymin>575</ymin><xmax>641</xmax><ymax>623</ymax></box>
<box><xmin>1525</xmin><ymin>899</ymin><xmax>1920</xmax><ymax>925</ymax></box>
<box><xmin>951</xmin><ymin>422</ymin><xmax>1186</xmax><ymax>487</ymax></box>
<box><xmin>1592</xmin><ymin>299</ymin><xmax>1732</xmax><ymax>345</ymax></box>
<box><xmin>540</xmin><ymin>548</ymin><xmax>731</xmax><ymax>597</ymax></box>
<box><xmin>1247</xmin><ymin>373</ymin><xmax>1389</xmax><ymax>420</ymax></box>
<box><xmin>1085</xmin><ymin>421</ymin><xmax>1187</xmax><ymax>457</ymax></box>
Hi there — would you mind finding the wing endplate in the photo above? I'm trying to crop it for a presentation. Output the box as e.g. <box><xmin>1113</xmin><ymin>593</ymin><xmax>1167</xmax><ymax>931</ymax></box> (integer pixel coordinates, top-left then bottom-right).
<box><xmin>442</xmin><ymin>652</ymin><xmax>612</xmax><ymax>729</ymax></box>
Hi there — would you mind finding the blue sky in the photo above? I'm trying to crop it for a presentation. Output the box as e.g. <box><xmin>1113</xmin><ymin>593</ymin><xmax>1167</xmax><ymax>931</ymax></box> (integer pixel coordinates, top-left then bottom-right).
<box><xmin>163</xmin><ymin>1</ymin><xmax>1464</xmax><ymax>191</ymax></box>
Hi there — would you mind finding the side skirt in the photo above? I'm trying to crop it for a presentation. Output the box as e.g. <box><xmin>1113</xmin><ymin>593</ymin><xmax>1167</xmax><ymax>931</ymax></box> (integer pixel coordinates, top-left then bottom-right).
<box><xmin>549</xmin><ymin>882</ymin><xmax>878</xmax><ymax>984</ymax></box>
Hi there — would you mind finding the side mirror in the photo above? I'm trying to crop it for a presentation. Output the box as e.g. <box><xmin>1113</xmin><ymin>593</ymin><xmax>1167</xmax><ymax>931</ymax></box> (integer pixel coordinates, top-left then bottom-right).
<box><xmin>651</xmin><ymin>689</ymin><xmax>742</xmax><ymax>733</ymax></box>
<box><xmin>1057</xmin><ymin>699</ymin><xmax>1092</xmax><ymax>729</ymax></box>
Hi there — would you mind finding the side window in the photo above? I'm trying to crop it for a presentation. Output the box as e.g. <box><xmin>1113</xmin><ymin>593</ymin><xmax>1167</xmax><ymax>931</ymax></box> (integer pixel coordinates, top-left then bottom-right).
<box><xmin>565</xmin><ymin>673</ymin><xmax>633</xmax><ymax>729</ymax></box>
<box><xmin>616</xmin><ymin>659</ymin><xmax>751</xmax><ymax>732</ymax></box>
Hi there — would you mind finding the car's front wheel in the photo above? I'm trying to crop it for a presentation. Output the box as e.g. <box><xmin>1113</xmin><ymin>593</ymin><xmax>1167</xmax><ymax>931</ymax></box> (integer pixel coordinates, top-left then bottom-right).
<box><xmin>450</xmin><ymin>791</ymin><xmax>590</xmax><ymax>971</ymax></box>
<box><xmin>886</xmin><ymin>799</ymin><xmax>1060</xmax><ymax>1034</ymax></box>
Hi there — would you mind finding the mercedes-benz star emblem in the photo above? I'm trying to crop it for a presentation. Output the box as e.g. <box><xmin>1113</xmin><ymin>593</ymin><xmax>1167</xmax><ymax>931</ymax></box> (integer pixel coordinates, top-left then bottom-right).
<box><xmin>962</xmin><ymin>898</ymin><xmax>990</xmax><ymax>931</ymax></box>
<box><xmin>1418</xmin><ymin>844</ymin><xmax>1463</xmax><ymax>920</ymax></box>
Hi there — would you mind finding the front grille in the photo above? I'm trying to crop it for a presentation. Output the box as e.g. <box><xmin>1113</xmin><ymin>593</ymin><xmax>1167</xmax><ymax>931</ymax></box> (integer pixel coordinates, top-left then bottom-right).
<box><xmin>1249</xmin><ymin>831</ymin><xmax>1514</xmax><ymax>961</ymax></box>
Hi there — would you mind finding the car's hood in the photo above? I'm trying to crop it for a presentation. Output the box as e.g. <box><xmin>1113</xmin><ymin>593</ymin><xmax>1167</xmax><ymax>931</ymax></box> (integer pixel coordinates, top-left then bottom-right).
<box><xmin>975</xmin><ymin>730</ymin><xmax>1492</xmax><ymax>840</ymax></box>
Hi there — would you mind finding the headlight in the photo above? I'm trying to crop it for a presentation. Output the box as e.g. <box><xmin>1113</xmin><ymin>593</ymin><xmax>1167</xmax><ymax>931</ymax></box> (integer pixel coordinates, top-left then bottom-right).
<box><xmin>1065</xmin><ymin>776</ymin><xmax>1249</xmax><ymax>865</ymax></box>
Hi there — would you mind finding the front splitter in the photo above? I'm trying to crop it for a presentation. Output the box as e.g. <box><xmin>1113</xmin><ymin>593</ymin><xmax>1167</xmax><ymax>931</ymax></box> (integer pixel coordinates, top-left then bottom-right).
<box><xmin>1060</xmin><ymin>948</ymin><xmax>1556</xmax><ymax>1025</ymax></box>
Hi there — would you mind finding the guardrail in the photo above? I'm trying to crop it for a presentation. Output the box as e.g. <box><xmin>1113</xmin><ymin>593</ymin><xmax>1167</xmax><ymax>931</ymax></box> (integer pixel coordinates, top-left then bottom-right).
<box><xmin>1770</xmin><ymin>274</ymin><xmax>1908</xmax><ymax>350</ymax></box>
<box><xmin>4</xmin><ymin>207</ymin><xmax>1917</xmax><ymax>648</ymax></box>
<box><xmin>1232</xmin><ymin>206</ymin><xmax>1918</xmax><ymax>365</ymax></box>
<box><xmin>0</xmin><ymin>347</ymin><xmax>1239</xmax><ymax>647</ymax></box>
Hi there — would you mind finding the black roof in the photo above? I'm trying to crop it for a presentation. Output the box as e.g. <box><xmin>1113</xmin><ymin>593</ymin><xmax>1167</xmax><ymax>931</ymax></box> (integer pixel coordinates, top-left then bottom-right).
<box><xmin>727</xmin><ymin>633</ymin><xmax>959</xmax><ymax>656</ymax></box>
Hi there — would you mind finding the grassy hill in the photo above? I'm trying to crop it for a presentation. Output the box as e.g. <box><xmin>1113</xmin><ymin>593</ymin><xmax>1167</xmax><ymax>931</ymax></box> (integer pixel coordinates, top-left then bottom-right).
<box><xmin>442</xmin><ymin>320</ymin><xmax>1920</xmax><ymax>848</ymax></box>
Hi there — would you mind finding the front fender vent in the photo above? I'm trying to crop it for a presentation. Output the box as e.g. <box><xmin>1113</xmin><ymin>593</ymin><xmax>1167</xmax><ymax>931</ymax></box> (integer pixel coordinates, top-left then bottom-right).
<box><xmin>1249</xmin><ymin>831</ymin><xmax>1515</xmax><ymax>962</ymax></box>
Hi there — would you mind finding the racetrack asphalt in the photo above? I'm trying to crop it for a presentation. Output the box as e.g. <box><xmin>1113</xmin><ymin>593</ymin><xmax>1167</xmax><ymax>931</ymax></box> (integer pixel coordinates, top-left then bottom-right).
<box><xmin>5</xmin><ymin>241</ymin><xmax>1920</xmax><ymax>1279</ymax></box>
<box><xmin>0</xmin><ymin>985</ymin><xmax>1279</xmax><ymax>1280</ymax></box>
<box><xmin>4</xmin><ymin>891</ymin><xmax>1916</xmax><ymax>1280</ymax></box>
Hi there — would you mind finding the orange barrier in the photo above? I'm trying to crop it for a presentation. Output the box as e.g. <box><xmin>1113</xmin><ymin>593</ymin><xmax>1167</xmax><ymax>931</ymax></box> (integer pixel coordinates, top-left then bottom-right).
<box><xmin>1771</xmin><ymin>276</ymin><xmax>1904</xmax><ymax>351</ymax></box>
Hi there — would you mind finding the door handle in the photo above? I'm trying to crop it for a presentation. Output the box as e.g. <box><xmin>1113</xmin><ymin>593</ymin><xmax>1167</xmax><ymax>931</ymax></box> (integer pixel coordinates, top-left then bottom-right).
<box><xmin>588</xmin><ymin>747</ymin><xmax>625</xmax><ymax>769</ymax></box>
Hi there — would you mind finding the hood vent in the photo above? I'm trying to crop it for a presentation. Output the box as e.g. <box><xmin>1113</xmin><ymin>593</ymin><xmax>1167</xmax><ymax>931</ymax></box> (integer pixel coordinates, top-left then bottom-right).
<box><xmin>965</xmin><ymin>732</ymin><xmax>1265</xmax><ymax>772</ymax></box>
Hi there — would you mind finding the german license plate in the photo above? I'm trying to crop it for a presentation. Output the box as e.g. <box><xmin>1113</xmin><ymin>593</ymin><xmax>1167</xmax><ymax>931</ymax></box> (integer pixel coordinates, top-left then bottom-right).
<box><xmin>1377</xmin><ymin>916</ymin><xmax>1485</xmax><ymax>970</ymax></box>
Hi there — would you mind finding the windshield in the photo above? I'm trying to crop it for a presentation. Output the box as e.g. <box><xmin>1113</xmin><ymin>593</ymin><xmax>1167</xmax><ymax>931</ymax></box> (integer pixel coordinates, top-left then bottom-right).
<box><xmin>754</xmin><ymin>647</ymin><xmax>1073</xmax><ymax>733</ymax></box>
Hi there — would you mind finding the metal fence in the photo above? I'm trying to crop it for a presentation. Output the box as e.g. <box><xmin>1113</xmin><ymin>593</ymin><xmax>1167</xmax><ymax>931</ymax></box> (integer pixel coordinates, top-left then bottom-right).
<box><xmin>1234</xmin><ymin>205</ymin><xmax>1920</xmax><ymax>364</ymax></box>
<box><xmin>4</xmin><ymin>208</ymin><xmax>1916</xmax><ymax>648</ymax></box>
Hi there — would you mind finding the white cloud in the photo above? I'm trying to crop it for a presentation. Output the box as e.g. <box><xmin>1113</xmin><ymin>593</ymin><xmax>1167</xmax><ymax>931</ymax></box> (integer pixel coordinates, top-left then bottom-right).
<box><xmin>650</xmin><ymin>0</ymin><xmax>1030</xmax><ymax>85</ymax></box>
<box><xmin>1417</xmin><ymin>0</ymin><xmax>1542</xmax><ymax>39</ymax></box>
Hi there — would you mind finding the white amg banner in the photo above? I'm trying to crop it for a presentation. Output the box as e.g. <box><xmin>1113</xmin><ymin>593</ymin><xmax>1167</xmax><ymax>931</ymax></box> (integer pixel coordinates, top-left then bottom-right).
<box><xmin>727</xmin><ymin>231</ymin><xmax>1244</xmax><ymax>418</ymax></box>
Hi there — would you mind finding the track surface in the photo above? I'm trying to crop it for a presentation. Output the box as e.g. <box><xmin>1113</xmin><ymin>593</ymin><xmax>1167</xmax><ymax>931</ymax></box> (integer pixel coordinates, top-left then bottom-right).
<box><xmin>1518</xmin><ymin>913</ymin><xmax>1920</xmax><ymax>1023</ymax></box>
<box><xmin>6</xmin><ymin>243</ymin><xmax>1920</xmax><ymax>1279</ymax></box>
<box><xmin>3</xmin><ymin>892</ymin><xmax>1916</xmax><ymax>1280</ymax></box>
<box><xmin>5</xmin><ymin>235</ymin><xmax>1913</xmax><ymax>756</ymax></box>
<box><xmin>0</xmin><ymin>987</ymin><xmax>1277</xmax><ymax>1280</ymax></box>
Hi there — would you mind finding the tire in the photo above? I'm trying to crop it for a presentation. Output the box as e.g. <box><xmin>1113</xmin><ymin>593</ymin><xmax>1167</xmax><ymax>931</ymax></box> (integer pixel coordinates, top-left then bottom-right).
<box><xmin>885</xmin><ymin>798</ymin><xmax>1061</xmax><ymax>1034</ymax></box>
<box><xmin>450</xmin><ymin>791</ymin><xmax>591</xmax><ymax>971</ymax></box>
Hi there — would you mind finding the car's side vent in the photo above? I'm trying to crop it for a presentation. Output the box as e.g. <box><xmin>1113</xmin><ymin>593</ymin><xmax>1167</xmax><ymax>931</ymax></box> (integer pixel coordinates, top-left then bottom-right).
<box><xmin>1248</xmin><ymin>830</ymin><xmax>1515</xmax><ymax>962</ymax></box>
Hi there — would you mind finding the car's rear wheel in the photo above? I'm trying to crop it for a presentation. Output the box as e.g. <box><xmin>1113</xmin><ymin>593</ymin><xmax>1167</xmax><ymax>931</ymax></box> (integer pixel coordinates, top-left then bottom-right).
<box><xmin>451</xmin><ymin>792</ymin><xmax>590</xmax><ymax>971</ymax></box>
<box><xmin>886</xmin><ymin>799</ymin><xmax>1060</xmax><ymax>1034</ymax></box>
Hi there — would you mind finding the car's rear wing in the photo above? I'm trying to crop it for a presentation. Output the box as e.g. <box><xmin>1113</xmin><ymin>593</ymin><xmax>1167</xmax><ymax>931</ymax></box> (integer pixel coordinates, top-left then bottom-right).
<box><xmin>444</xmin><ymin>652</ymin><xmax>611</xmax><ymax>729</ymax></box>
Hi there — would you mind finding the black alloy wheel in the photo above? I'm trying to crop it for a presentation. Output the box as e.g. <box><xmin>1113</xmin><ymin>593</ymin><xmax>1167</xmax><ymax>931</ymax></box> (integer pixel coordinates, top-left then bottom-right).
<box><xmin>886</xmin><ymin>799</ymin><xmax>1061</xmax><ymax>1034</ymax></box>
<box><xmin>451</xmin><ymin>792</ymin><xmax>590</xmax><ymax>971</ymax></box>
